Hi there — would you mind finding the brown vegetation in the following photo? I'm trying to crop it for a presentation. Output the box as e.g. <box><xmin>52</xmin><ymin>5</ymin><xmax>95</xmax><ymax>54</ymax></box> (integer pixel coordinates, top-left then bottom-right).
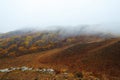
<box><xmin>0</xmin><ymin>31</ymin><xmax>119</xmax><ymax>79</ymax></box>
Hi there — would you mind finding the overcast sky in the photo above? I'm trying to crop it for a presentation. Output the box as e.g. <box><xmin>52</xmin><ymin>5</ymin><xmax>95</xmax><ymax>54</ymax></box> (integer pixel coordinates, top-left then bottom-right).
<box><xmin>0</xmin><ymin>0</ymin><xmax>120</xmax><ymax>33</ymax></box>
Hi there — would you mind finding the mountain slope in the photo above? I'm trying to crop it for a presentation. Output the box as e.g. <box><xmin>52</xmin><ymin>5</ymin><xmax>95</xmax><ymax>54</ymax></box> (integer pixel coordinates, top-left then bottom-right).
<box><xmin>0</xmin><ymin>38</ymin><xmax>120</xmax><ymax>79</ymax></box>
<box><xmin>38</xmin><ymin>38</ymin><xmax>120</xmax><ymax>79</ymax></box>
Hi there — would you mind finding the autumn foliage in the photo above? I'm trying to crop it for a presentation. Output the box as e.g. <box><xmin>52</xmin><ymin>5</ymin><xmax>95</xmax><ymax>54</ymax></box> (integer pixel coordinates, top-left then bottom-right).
<box><xmin>0</xmin><ymin>31</ymin><xmax>84</xmax><ymax>57</ymax></box>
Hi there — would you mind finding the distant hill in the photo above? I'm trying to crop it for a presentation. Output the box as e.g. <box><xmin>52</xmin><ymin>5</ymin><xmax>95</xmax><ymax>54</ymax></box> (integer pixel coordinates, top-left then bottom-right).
<box><xmin>0</xmin><ymin>29</ymin><xmax>107</xmax><ymax>57</ymax></box>
<box><xmin>0</xmin><ymin>29</ymin><xmax>35</xmax><ymax>38</ymax></box>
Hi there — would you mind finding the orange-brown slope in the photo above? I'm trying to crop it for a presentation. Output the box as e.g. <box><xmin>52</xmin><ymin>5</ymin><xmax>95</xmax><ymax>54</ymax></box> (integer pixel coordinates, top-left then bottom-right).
<box><xmin>37</xmin><ymin>38</ymin><xmax>120</xmax><ymax>78</ymax></box>
<box><xmin>0</xmin><ymin>42</ymin><xmax>81</xmax><ymax>68</ymax></box>
<box><xmin>0</xmin><ymin>38</ymin><xmax>120</xmax><ymax>79</ymax></box>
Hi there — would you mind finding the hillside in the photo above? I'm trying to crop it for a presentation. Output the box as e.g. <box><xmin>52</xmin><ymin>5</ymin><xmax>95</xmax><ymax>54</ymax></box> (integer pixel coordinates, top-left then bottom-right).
<box><xmin>0</xmin><ymin>37</ymin><xmax>120</xmax><ymax>79</ymax></box>
<box><xmin>38</xmin><ymin>38</ymin><xmax>120</xmax><ymax>80</ymax></box>
<box><xmin>0</xmin><ymin>30</ymin><xmax>104</xmax><ymax>57</ymax></box>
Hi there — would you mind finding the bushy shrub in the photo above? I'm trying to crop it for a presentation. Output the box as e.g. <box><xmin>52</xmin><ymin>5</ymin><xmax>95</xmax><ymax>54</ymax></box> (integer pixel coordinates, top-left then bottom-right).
<box><xmin>75</xmin><ymin>72</ymin><xmax>83</xmax><ymax>78</ymax></box>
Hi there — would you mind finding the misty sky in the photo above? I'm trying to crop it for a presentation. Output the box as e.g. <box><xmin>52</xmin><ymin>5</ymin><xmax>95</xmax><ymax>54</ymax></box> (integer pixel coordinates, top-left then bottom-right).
<box><xmin>0</xmin><ymin>0</ymin><xmax>120</xmax><ymax>33</ymax></box>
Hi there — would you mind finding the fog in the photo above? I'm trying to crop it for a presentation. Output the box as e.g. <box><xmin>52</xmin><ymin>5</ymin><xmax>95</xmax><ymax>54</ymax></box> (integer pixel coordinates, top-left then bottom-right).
<box><xmin>0</xmin><ymin>0</ymin><xmax>120</xmax><ymax>34</ymax></box>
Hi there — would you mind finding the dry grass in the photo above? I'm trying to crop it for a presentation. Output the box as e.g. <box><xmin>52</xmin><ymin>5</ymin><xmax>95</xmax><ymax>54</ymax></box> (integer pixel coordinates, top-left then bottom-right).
<box><xmin>0</xmin><ymin>38</ymin><xmax>120</xmax><ymax>79</ymax></box>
